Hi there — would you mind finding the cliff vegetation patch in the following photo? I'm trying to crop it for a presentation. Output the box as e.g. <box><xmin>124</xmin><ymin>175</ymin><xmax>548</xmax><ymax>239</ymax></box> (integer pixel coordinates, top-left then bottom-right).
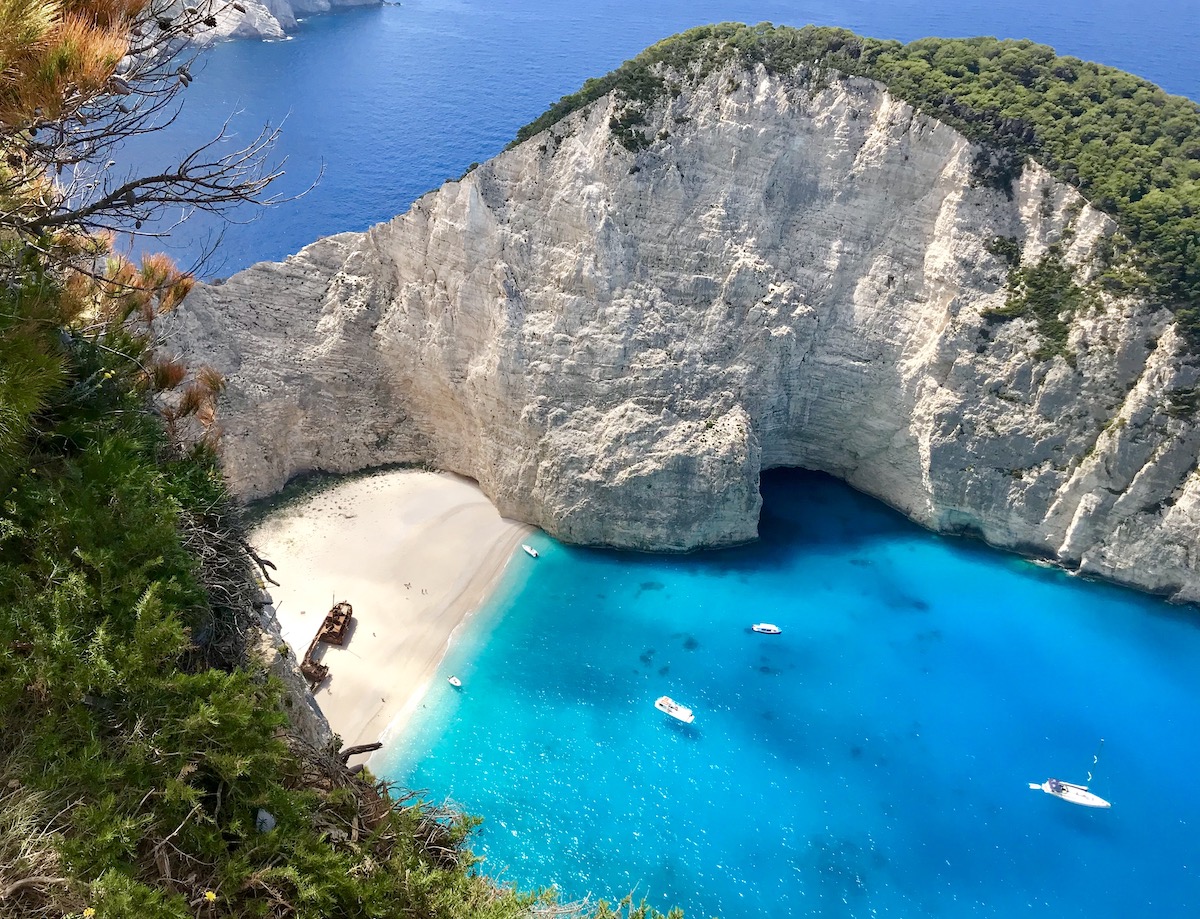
<box><xmin>985</xmin><ymin>235</ymin><xmax>1024</xmax><ymax>270</ymax></box>
<box><xmin>514</xmin><ymin>23</ymin><xmax>1200</xmax><ymax>347</ymax></box>
<box><xmin>984</xmin><ymin>246</ymin><xmax>1091</xmax><ymax>361</ymax></box>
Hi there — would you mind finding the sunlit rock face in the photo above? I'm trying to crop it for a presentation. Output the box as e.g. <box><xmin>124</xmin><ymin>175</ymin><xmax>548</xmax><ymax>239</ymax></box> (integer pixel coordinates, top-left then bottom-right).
<box><xmin>166</xmin><ymin>64</ymin><xmax>1200</xmax><ymax>599</ymax></box>
<box><xmin>189</xmin><ymin>0</ymin><xmax>378</xmax><ymax>43</ymax></box>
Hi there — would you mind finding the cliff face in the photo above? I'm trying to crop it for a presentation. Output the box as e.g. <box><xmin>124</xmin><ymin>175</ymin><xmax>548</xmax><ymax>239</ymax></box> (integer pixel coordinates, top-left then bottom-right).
<box><xmin>165</xmin><ymin>65</ymin><xmax>1200</xmax><ymax>599</ymax></box>
<box><xmin>189</xmin><ymin>0</ymin><xmax>378</xmax><ymax>43</ymax></box>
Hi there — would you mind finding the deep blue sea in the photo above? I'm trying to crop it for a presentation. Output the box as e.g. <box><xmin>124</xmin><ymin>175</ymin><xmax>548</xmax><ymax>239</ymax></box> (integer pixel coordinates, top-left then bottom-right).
<box><xmin>121</xmin><ymin>0</ymin><xmax>1199</xmax><ymax>276</ymax></box>
<box><xmin>131</xmin><ymin>2</ymin><xmax>1200</xmax><ymax>915</ymax></box>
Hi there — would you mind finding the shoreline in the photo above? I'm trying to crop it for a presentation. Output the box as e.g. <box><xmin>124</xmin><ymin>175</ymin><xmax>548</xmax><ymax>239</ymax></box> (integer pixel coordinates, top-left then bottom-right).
<box><xmin>251</xmin><ymin>469</ymin><xmax>532</xmax><ymax>748</ymax></box>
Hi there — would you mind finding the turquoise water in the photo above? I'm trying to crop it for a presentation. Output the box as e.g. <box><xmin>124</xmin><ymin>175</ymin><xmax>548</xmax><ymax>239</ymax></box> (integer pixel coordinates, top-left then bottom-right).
<box><xmin>380</xmin><ymin>470</ymin><xmax>1200</xmax><ymax>917</ymax></box>
<box><xmin>118</xmin><ymin>1</ymin><xmax>1200</xmax><ymax>913</ymax></box>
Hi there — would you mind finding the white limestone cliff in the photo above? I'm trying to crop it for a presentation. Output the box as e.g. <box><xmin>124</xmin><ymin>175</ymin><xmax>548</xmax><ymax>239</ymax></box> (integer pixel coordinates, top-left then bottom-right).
<box><xmin>185</xmin><ymin>0</ymin><xmax>378</xmax><ymax>44</ymax></box>
<box><xmin>164</xmin><ymin>64</ymin><xmax>1200</xmax><ymax>600</ymax></box>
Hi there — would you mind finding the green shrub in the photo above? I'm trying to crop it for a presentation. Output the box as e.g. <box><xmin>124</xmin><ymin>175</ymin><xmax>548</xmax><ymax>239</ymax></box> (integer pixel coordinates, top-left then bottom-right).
<box><xmin>984</xmin><ymin>246</ymin><xmax>1088</xmax><ymax>360</ymax></box>
<box><xmin>512</xmin><ymin>23</ymin><xmax>1200</xmax><ymax>347</ymax></box>
<box><xmin>986</xmin><ymin>235</ymin><xmax>1024</xmax><ymax>269</ymax></box>
<box><xmin>0</xmin><ymin>267</ymin><xmax>588</xmax><ymax>918</ymax></box>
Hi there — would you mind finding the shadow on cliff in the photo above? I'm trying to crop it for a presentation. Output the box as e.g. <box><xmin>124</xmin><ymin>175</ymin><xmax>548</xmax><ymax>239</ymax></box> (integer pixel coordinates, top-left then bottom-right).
<box><xmin>700</xmin><ymin>467</ymin><xmax>921</xmax><ymax>577</ymax></box>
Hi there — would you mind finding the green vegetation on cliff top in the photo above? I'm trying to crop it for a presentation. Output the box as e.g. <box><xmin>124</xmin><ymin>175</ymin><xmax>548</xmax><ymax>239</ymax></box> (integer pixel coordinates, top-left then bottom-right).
<box><xmin>514</xmin><ymin>23</ymin><xmax>1200</xmax><ymax>344</ymax></box>
<box><xmin>2</xmin><ymin>15</ymin><xmax>1196</xmax><ymax>917</ymax></box>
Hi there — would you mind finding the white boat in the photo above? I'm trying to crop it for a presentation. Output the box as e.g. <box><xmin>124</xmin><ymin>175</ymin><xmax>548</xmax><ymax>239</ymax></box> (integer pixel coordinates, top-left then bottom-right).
<box><xmin>752</xmin><ymin>623</ymin><xmax>782</xmax><ymax>634</ymax></box>
<box><xmin>522</xmin><ymin>544</ymin><xmax>538</xmax><ymax>558</ymax></box>
<box><xmin>654</xmin><ymin>695</ymin><xmax>695</xmax><ymax>724</ymax></box>
<box><xmin>447</xmin><ymin>675</ymin><xmax>462</xmax><ymax>688</ymax></box>
<box><xmin>1029</xmin><ymin>778</ymin><xmax>1111</xmax><ymax>808</ymax></box>
<box><xmin>1030</xmin><ymin>740</ymin><xmax>1111</xmax><ymax>808</ymax></box>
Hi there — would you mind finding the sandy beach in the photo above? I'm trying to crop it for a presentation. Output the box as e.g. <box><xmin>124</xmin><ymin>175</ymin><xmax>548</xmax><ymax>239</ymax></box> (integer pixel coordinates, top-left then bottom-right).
<box><xmin>251</xmin><ymin>469</ymin><xmax>532</xmax><ymax>748</ymax></box>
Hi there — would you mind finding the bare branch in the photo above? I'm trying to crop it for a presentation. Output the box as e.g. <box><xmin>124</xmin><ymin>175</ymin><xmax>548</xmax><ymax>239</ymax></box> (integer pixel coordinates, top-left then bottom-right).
<box><xmin>17</xmin><ymin>119</ymin><xmax>298</xmax><ymax>234</ymax></box>
<box><xmin>0</xmin><ymin>875</ymin><xmax>70</xmax><ymax>900</ymax></box>
<box><xmin>0</xmin><ymin>0</ymin><xmax>315</xmax><ymax>250</ymax></box>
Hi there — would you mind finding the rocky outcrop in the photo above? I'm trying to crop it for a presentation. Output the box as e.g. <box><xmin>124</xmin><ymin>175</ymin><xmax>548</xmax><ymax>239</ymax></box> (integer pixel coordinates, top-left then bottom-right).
<box><xmin>188</xmin><ymin>0</ymin><xmax>378</xmax><ymax>43</ymax></box>
<box><xmin>165</xmin><ymin>63</ymin><xmax>1200</xmax><ymax>600</ymax></box>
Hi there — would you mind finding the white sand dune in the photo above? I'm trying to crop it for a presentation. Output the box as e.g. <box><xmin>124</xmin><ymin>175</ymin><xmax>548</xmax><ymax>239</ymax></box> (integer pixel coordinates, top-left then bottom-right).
<box><xmin>252</xmin><ymin>469</ymin><xmax>531</xmax><ymax>747</ymax></box>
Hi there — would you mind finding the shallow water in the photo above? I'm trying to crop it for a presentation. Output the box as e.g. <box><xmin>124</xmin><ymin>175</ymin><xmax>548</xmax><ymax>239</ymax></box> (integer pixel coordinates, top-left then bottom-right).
<box><xmin>380</xmin><ymin>470</ymin><xmax>1200</xmax><ymax>917</ymax></box>
<box><xmin>118</xmin><ymin>2</ymin><xmax>1200</xmax><ymax>913</ymax></box>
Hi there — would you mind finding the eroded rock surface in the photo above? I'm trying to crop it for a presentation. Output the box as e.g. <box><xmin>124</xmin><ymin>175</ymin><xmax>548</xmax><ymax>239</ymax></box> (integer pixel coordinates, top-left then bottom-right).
<box><xmin>165</xmin><ymin>65</ymin><xmax>1200</xmax><ymax>599</ymax></box>
<box><xmin>186</xmin><ymin>0</ymin><xmax>378</xmax><ymax>43</ymax></box>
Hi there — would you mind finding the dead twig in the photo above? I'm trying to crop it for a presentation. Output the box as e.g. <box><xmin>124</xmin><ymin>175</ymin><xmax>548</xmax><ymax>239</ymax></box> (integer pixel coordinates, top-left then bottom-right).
<box><xmin>0</xmin><ymin>875</ymin><xmax>69</xmax><ymax>900</ymax></box>
<box><xmin>337</xmin><ymin>742</ymin><xmax>383</xmax><ymax>764</ymax></box>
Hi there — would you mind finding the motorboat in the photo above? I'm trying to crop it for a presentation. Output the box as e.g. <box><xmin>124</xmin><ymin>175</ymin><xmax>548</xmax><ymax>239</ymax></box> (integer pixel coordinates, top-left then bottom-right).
<box><xmin>447</xmin><ymin>675</ymin><xmax>462</xmax><ymax>688</ymax></box>
<box><xmin>522</xmin><ymin>544</ymin><xmax>539</xmax><ymax>558</ymax></box>
<box><xmin>752</xmin><ymin>623</ymin><xmax>782</xmax><ymax>634</ymax></box>
<box><xmin>1028</xmin><ymin>778</ymin><xmax>1111</xmax><ymax>808</ymax></box>
<box><xmin>654</xmin><ymin>695</ymin><xmax>695</xmax><ymax>724</ymax></box>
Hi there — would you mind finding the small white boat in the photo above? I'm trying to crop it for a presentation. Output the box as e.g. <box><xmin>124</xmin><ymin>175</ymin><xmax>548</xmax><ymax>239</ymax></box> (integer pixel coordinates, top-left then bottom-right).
<box><xmin>752</xmin><ymin>623</ymin><xmax>782</xmax><ymax>634</ymax></box>
<box><xmin>522</xmin><ymin>544</ymin><xmax>538</xmax><ymax>558</ymax></box>
<box><xmin>1028</xmin><ymin>778</ymin><xmax>1111</xmax><ymax>808</ymax></box>
<box><xmin>447</xmin><ymin>675</ymin><xmax>462</xmax><ymax>688</ymax></box>
<box><xmin>654</xmin><ymin>695</ymin><xmax>695</xmax><ymax>724</ymax></box>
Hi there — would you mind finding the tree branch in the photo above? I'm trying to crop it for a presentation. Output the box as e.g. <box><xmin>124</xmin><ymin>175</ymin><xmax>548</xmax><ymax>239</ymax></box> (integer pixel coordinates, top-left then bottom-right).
<box><xmin>0</xmin><ymin>875</ymin><xmax>70</xmax><ymax>900</ymax></box>
<box><xmin>0</xmin><ymin>0</ymin><xmax>317</xmax><ymax>254</ymax></box>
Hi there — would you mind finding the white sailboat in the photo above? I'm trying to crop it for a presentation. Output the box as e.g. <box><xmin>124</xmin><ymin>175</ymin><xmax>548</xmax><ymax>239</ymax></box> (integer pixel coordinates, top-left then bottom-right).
<box><xmin>1030</xmin><ymin>739</ymin><xmax>1111</xmax><ymax>808</ymax></box>
<box><xmin>1028</xmin><ymin>778</ymin><xmax>1111</xmax><ymax>808</ymax></box>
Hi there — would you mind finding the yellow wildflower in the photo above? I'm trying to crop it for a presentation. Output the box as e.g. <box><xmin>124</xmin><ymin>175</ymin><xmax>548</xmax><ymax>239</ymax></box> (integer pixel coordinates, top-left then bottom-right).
<box><xmin>83</xmin><ymin>910</ymin><xmax>96</xmax><ymax>919</ymax></box>
<box><xmin>204</xmin><ymin>891</ymin><xmax>217</xmax><ymax>903</ymax></box>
